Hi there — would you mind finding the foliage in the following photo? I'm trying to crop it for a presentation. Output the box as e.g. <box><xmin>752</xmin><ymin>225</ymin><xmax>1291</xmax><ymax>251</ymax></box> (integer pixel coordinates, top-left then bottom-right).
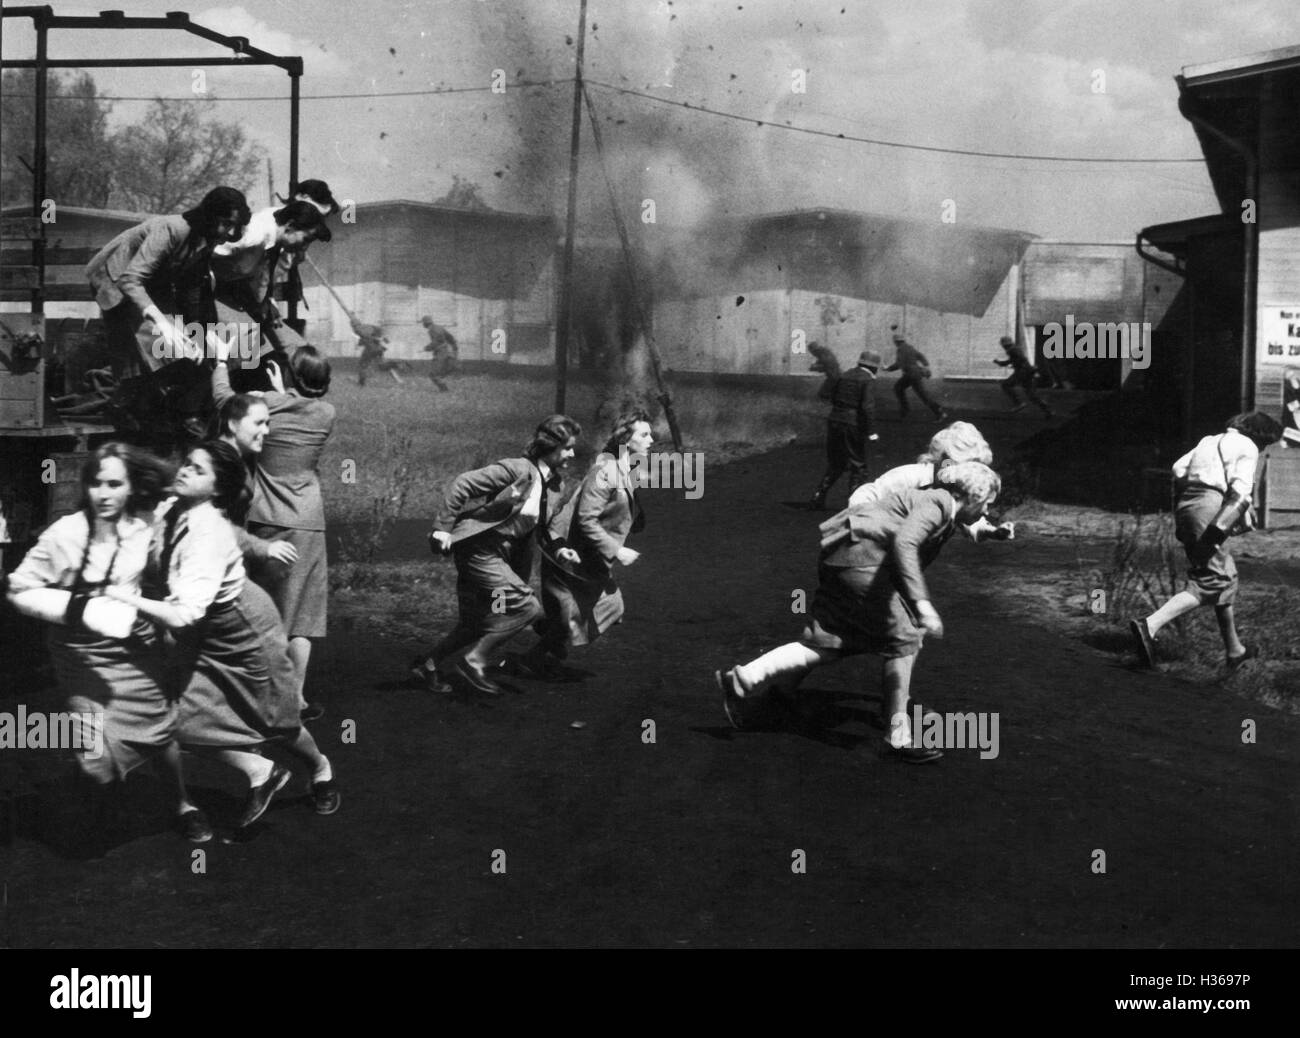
<box><xmin>1</xmin><ymin>69</ymin><xmax>115</xmax><ymax>209</ymax></box>
<box><xmin>0</xmin><ymin>70</ymin><xmax>264</xmax><ymax>214</ymax></box>
<box><xmin>108</xmin><ymin>97</ymin><xmax>265</xmax><ymax>213</ymax></box>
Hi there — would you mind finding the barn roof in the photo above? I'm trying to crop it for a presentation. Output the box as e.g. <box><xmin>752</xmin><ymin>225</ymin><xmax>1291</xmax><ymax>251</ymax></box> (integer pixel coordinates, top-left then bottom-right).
<box><xmin>648</xmin><ymin>208</ymin><xmax>1036</xmax><ymax>317</ymax></box>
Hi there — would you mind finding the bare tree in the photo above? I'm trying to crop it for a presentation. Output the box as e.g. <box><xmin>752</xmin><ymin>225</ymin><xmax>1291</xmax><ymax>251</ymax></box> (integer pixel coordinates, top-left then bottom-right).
<box><xmin>108</xmin><ymin>96</ymin><xmax>265</xmax><ymax>213</ymax></box>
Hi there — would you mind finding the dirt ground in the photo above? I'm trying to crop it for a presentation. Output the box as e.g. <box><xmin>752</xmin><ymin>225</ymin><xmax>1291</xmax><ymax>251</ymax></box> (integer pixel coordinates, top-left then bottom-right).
<box><xmin>2</xmin><ymin>419</ymin><xmax>1297</xmax><ymax>949</ymax></box>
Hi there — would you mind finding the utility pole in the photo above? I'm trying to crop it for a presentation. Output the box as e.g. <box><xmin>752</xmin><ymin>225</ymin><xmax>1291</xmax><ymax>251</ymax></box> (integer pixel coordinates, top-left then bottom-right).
<box><xmin>554</xmin><ymin>0</ymin><xmax>588</xmax><ymax>413</ymax></box>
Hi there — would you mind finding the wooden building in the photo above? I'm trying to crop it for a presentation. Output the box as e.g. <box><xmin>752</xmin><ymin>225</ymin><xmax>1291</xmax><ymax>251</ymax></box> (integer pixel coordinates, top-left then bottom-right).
<box><xmin>645</xmin><ymin>209</ymin><xmax>1036</xmax><ymax>383</ymax></box>
<box><xmin>1139</xmin><ymin>43</ymin><xmax>1300</xmax><ymax>433</ymax></box>
<box><xmin>299</xmin><ymin>200</ymin><xmax>558</xmax><ymax>364</ymax></box>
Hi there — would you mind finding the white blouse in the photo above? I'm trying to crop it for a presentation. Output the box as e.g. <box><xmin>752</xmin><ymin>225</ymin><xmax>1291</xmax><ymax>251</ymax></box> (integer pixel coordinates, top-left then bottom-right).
<box><xmin>8</xmin><ymin>511</ymin><xmax>152</xmax><ymax>594</ymax></box>
<box><xmin>1173</xmin><ymin>429</ymin><xmax>1260</xmax><ymax>497</ymax></box>
<box><xmin>155</xmin><ymin>500</ymin><xmax>245</xmax><ymax>626</ymax></box>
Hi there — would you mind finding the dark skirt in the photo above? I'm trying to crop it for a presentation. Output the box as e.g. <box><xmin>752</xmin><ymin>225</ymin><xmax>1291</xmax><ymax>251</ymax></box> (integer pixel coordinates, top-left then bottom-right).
<box><xmin>49</xmin><ymin>626</ymin><xmax>176</xmax><ymax>783</ymax></box>
<box><xmin>1175</xmin><ymin>485</ymin><xmax>1238</xmax><ymax>605</ymax></box>
<box><xmin>453</xmin><ymin>537</ymin><xmax>541</xmax><ymax>637</ymax></box>
<box><xmin>539</xmin><ymin>557</ymin><xmax>624</xmax><ymax>648</ymax></box>
<box><xmin>803</xmin><ymin>562</ymin><xmax>923</xmax><ymax>659</ymax></box>
<box><xmin>171</xmin><ymin>597</ymin><xmax>301</xmax><ymax>749</ymax></box>
<box><xmin>248</xmin><ymin>523</ymin><xmax>328</xmax><ymax>638</ymax></box>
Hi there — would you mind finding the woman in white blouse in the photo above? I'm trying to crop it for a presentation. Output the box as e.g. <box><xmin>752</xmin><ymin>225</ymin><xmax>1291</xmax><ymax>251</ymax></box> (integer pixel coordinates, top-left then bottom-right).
<box><xmin>1131</xmin><ymin>411</ymin><xmax>1283</xmax><ymax>669</ymax></box>
<box><xmin>107</xmin><ymin>440</ymin><xmax>303</xmax><ymax>829</ymax></box>
<box><xmin>7</xmin><ymin>443</ymin><xmax>207</xmax><ymax>843</ymax></box>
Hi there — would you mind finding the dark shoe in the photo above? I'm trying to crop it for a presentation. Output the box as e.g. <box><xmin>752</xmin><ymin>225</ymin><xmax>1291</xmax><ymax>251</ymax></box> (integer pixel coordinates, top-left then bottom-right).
<box><xmin>300</xmin><ymin>702</ymin><xmax>325</xmax><ymax>723</ymax></box>
<box><xmin>934</xmin><ymin>411</ymin><xmax>950</xmax><ymax>423</ymax></box>
<box><xmin>410</xmin><ymin>656</ymin><xmax>454</xmax><ymax>694</ymax></box>
<box><xmin>179</xmin><ymin>808</ymin><xmax>213</xmax><ymax>844</ymax></box>
<box><xmin>1129</xmin><ymin>618</ymin><xmax>1157</xmax><ymax>669</ymax></box>
<box><xmin>500</xmin><ymin>651</ymin><xmax>570</xmax><ymax>682</ymax></box>
<box><xmin>717</xmin><ymin>668</ymin><xmax>749</xmax><ymax>730</ymax></box>
<box><xmin>1226</xmin><ymin>645</ymin><xmax>1258</xmax><ymax>672</ymax></box>
<box><xmin>311</xmin><ymin>779</ymin><xmax>341</xmax><ymax>816</ymax></box>
<box><xmin>443</xmin><ymin>655</ymin><xmax>506</xmax><ymax>697</ymax></box>
<box><xmin>238</xmin><ymin>763</ymin><xmax>292</xmax><ymax>828</ymax></box>
<box><xmin>1007</xmin><ymin>403</ymin><xmax>1027</xmax><ymax>414</ymax></box>
<box><xmin>893</xmin><ymin>745</ymin><xmax>944</xmax><ymax>764</ymax></box>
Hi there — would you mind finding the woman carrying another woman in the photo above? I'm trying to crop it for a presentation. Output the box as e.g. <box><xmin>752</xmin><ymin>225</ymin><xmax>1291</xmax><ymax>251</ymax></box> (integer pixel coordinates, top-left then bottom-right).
<box><xmin>7</xmin><ymin>443</ymin><xmax>208</xmax><ymax>843</ymax></box>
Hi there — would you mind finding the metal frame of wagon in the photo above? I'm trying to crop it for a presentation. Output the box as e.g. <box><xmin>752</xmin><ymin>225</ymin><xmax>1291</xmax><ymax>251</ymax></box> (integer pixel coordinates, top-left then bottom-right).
<box><xmin>1</xmin><ymin>5</ymin><xmax>303</xmax><ymax>321</ymax></box>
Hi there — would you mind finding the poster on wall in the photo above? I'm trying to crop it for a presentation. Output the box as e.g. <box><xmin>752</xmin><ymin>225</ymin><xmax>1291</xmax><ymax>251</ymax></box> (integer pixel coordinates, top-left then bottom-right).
<box><xmin>1260</xmin><ymin>305</ymin><xmax>1300</xmax><ymax>365</ymax></box>
<box><xmin>1283</xmin><ymin>366</ymin><xmax>1300</xmax><ymax>446</ymax></box>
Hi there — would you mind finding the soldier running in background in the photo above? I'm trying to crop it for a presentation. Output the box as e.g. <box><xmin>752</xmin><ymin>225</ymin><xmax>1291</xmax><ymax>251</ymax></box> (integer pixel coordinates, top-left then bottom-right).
<box><xmin>808</xmin><ymin>349</ymin><xmax>881</xmax><ymax>511</ymax></box>
<box><xmin>422</xmin><ymin>316</ymin><xmax>459</xmax><ymax>392</ymax></box>
<box><xmin>355</xmin><ymin>323</ymin><xmax>404</xmax><ymax>386</ymax></box>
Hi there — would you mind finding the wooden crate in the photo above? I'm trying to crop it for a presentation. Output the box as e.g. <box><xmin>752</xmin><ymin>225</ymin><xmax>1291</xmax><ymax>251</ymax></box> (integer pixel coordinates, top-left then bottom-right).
<box><xmin>1259</xmin><ymin>446</ymin><xmax>1300</xmax><ymax>529</ymax></box>
<box><xmin>47</xmin><ymin>451</ymin><xmax>89</xmax><ymax>523</ymax></box>
<box><xmin>0</xmin><ymin>312</ymin><xmax>45</xmax><ymax>428</ymax></box>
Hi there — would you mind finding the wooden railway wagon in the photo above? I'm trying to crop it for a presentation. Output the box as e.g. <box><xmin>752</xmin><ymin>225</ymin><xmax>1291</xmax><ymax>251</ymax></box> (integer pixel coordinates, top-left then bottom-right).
<box><xmin>0</xmin><ymin>210</ymin><xmax>119</xmax><ymax>569</ymax></box>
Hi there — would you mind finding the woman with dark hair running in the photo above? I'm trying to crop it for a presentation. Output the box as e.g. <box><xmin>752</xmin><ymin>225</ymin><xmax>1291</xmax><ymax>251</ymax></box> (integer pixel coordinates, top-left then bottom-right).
<box><xmin>413</xmin><ymin>414</ymin><xmax>583</xmax><ymax>697</ymax></box>
<box><xmin>1130</xmin><ymin>411</ymin><xmax>1284</xmax><ymax>670</ymax></box>
<box><xmin>105</xmin><ymin>441</ymin><xmax>306</xmax><ymax>830</ymax></box>
<box><xmin>510</xmin><ymin>409</ymin><xmax>652</xmax><ymax>679</ymax></box>
<box><xmin>7</xmin><ymin>443</ymin><xmax>206</xmax><ymax>843</ymax></box>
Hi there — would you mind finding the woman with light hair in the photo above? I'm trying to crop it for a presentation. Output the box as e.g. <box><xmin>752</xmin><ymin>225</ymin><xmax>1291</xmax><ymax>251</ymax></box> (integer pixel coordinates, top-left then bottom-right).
<box><xmin>823</xmin><ymin>421</ymin><xmax>1012</xmax><ymax>549</ymax></box>
<box><xmin>509</xmin><ymin>409</ymin><xmax>651</xmax><ymax>678</ymax></box>
<box><xmin>717</xmin><ymin>461</ymin><xmax>1002</xmax><ymax>763</ymax></box>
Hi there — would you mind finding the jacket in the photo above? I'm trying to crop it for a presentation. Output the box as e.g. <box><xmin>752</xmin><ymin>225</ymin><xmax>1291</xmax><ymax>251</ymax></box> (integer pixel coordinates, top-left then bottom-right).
<box><xmin>821</xmin><ymin>364</ymin><xmax>877</xmax><ymax>432</ymax></box>
<box><xmin>212</xmin><ymin>364</ymin><xmax>335</xmax><ymax>531</ymax></box>
<box><xmin>820</xmin><ymin>487</ymin><xmax>958</xmax><ymax>605</ymax></box>
<box><xmin>433</xmin><ymin>457</ymin><xmax>569</xmax><ymax>567</ymax></box>
<box><xmin>885</xmin><ymin>340</ymin><xmax>931</xmax><ymax>378</ymax></box>
<box><xmin>546</xmin><ymin>452</ymin><xmax>645</xmax><ymax>579</ymax></box>
<box><xmin>86</xmin><ymin>214</ymin><xmax>214</xmax><ymax>315</ymax></box>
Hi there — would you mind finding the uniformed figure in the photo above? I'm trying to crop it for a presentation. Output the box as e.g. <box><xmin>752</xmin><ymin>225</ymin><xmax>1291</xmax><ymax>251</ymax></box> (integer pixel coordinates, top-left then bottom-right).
<box><xmin>355</xmin><ymin>323</ymin><xmax>402</xmax><ymax>386</ymax></box>
<box><xmin>422</xmin><ymin>316</ymin><xmax>459</xmax><ymax>391</ymax></box>
<box><xmin>995</xmin><ymin>335</ymin><xmax>1053</xmax><ymax>418</ymax></box>
<box><xmin>809</xmin><ymin>349</ymin><xmax>881</xmax><ymax>510</ymax></box>
<box><xmin>885</xmin><ymin>329</ymin><xmax>949</xmax><ymax>421</ymax></box>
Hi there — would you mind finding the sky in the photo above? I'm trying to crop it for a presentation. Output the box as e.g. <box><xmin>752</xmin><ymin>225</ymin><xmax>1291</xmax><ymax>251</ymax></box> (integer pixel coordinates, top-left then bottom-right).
<box><xmin>2</xmin><ymin>0</ymin><xmax>1295</xmax><ymax>240</ymax></box>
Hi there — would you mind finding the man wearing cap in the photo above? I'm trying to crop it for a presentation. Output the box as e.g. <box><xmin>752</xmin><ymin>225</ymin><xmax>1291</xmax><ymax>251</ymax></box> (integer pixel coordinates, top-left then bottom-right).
<box><xmin>808</xmin><ymin>349</ymin><xmax>881</xmax><ymax>510</ymax></box>
<box><xmin>422</xmin><ymin>316</ymin><xmax>459</xmax><ymax>391</ymax></box>
<box><xmin>995</xmin><ymin>335</ymin><xmax>1054</xmax><ymax>418</ymax></box>
<box><xmin>886</xmin><ymin>328</ymin><xmax>949</xmax><ymax>422</ymax></box>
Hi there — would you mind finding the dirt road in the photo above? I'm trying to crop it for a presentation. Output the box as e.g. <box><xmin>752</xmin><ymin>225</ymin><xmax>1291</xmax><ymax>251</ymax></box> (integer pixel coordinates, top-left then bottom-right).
<box><xmin>3</xmin><ymin>433</ymin><xmax>1296</xmax><ymax>948</ymax></box>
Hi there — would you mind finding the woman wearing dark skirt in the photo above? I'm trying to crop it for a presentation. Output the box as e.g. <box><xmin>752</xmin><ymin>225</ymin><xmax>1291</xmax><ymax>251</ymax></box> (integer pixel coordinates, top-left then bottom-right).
<box><xmin>1130</xmin><ymin>412</ymin><xmax>1283</xmax><ymax>669</ymax></box>
<box><xmin>106</xmin><ymin>441</ymin><xmax>314</xmax><ymax>827</ymax></box>
<box><xmin>7</xmin><ymin>443</ymin><xmax>211</xmax><ymax>842</ymax></box>
<box><xmin>515</xmin><ymin>410</ymin><xmax>652</xmax><ymax>677</ymax></box>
